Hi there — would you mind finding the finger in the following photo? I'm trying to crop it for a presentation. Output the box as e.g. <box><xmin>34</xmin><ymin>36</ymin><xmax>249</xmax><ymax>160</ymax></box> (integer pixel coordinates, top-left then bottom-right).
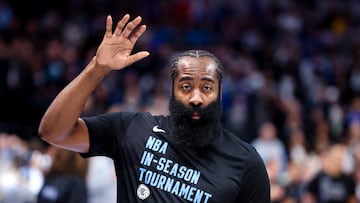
<box><xmin>104</xmin><ymin>15</ymin><xmax>113</xmax><ymax>38</ymax></box>
<box><xmin>129</xmin><ymin>25</ymin><xmax>147</xmax><ymax>44</ymax></box>
<box><xmin>127</xmin><ymin>51</ymin><xmax>150</xmax><ymax>65</ymax></box>
<box><xmin>114</xmin><ymin>14</ymin><xmax>130</xmax><ymax>36</ymax></box>
<box><xmin>122</xmin><ymin>16</ymin><xmax>142</xmax><ymax>38</ymax></box>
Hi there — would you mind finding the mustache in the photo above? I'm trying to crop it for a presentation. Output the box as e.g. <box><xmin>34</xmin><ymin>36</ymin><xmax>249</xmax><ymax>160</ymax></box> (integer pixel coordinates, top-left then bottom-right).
<box><xmin>178</xmin><ymin>104</ymin><xmax>203</xmax><ymax>118</ymax></box>
<box><xmin>169</xmin><ymin>98</ymin><xmax>222</xmax><ymax>122</ymax></box>
<box><xmin>169</xmin><ymin>96</ymin><xmax>223</xmax><ymax>148</ymax></box>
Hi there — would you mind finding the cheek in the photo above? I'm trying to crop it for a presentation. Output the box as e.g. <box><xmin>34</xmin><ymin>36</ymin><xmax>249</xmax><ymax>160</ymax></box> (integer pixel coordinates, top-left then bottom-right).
<box><xmin>210</xmin><ymin>90</ymin><xmax>219</xmax><ymax>99</ymax></box>
<box><xmin>173</xmin><ymin>88</ymin><xmax>186</xmax><ymax>102</ymax></box>
<box><xmin>204</xmin><ymin>94</ymin><xmax>218</xmax><ymax>105</ymax></box>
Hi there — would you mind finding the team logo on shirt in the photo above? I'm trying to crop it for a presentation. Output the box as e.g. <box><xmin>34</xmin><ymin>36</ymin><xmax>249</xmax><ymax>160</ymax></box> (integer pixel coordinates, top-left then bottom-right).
<box><xmin>152</xmin><ymin>125</ymin><xmax>166</xmax><ymax>133</ymax></box>
<box><xmin>137</xmin><ymin>184</ymin><xmax>150</xmax><ymax>200</ymax></box>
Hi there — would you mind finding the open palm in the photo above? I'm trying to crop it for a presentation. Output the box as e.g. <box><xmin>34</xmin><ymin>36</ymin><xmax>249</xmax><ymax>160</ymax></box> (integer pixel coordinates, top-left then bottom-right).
<box><xmin>96</xmin><ymin>14</ymin><xmax>149</xmax><ymax>71</ymax></box>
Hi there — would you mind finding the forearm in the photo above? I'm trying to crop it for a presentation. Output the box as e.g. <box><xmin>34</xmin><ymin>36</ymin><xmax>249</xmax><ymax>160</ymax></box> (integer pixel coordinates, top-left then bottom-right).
<box><xmin>38</xmin><ymin>57</ymin><xmax>110</xmax><ymax>143</ymax></box>
<box><xmin>38</xmin><ymin>14</ymin><xmax>149</xmax><ymax>150</ymax></box>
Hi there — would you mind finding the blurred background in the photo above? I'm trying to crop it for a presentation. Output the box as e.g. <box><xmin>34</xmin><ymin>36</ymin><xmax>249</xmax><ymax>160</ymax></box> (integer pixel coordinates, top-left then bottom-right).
<box><xmin>1</xmin><ymin>0</ymin><xmax>360</xmax><ymax>202</ymax></box>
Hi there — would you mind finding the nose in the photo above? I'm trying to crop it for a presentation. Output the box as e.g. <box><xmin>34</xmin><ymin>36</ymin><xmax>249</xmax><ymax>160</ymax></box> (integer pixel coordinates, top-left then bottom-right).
<box><xmin>189</xmin><ymin>89</ymin><xmax>203</xmax><ymax>106</ymax></box>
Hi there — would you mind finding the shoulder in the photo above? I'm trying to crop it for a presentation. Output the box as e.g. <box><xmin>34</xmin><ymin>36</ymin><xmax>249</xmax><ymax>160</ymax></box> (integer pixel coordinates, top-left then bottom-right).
<box><xmin>83</xmin><ymin>111</ymin><xmax>162</xmax><ymax>125</ymax></box>
<box><xmin>216</xmin><ymin>129</ymin><xmax>267</xmax><ymax>172</ymax></box>
<box><xmin>221</xmin><ymin>128</ymin><xmax>261</xmax><ymax>157</ymax></box>
<box><xmin>228</xmin><ymin>130</ymin><xmax>270</xmax><ymax>202</ymax></box>
<box><xmin>222</xmin><ymin>129</ymin><xmax>268</xmax><ymax>178</ymax></box>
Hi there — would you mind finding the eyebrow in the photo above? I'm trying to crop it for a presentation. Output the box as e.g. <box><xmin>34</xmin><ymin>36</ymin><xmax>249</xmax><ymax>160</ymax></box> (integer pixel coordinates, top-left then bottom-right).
<box><xmin>179</xmin><ymin>76</ymin><xmax>215</xmax><ymax>83</ymax></box>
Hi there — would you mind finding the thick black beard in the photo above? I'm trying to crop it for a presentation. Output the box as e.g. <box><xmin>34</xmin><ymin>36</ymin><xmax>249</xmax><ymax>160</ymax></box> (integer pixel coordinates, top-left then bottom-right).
<box><xmin>169</xmin><ymin>96</ymin><xmax>223</xmax><ymax>148</ymax></box>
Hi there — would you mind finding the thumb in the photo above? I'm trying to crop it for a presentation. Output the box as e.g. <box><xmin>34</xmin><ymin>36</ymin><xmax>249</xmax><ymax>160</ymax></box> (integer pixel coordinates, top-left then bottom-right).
<box><xmin>127</xmin><ymin>51</ymin><xmax>150</xmax><ymax>65</ymax></box>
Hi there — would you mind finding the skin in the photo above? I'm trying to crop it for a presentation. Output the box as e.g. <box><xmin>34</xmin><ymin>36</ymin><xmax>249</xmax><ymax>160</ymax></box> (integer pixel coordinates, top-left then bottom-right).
<box><xmin>38</xmin><ymin>14</ymin><xmax>220</xmax><ymax>153</ymax></box>
<box><xmin>173</xmin><ymin>56</ymin><xmax>220</xmax><ymax>120</ymax></box>
<box><xmin>38</xmin><ymin>14</ymin><xmax>149</xmax><ymax>153</ymax></box>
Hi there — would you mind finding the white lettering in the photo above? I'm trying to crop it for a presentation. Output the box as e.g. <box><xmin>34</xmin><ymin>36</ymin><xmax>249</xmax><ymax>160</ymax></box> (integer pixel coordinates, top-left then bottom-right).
<box><xmin>145</xmin><ymin>136</ymin><xmax>168</xmax><ymax>154</ymax></box>
<box><xmin>156</xmin><ymin>157</ymin><xmax>166</xmax><ymax>171</ymax></box>
<box><xmin>169</xmin><ymin>163</ymin><xmax>178</xmax><ymax>176</ymax></box>
<box><xmin>178</xmin><ymin>166</ymin><xmax>186</xmax><ymax>179</ymax></box>
<box><xmin>140</xmin><ymin>151</ymin><xmax>154</xmax><ymax>166</ymax></box>
<box><xmin>144</xmin><ymin>170</ymin><xmax>153</xmax><ymax>184</ymax></box>
<box><xmin>164</xmin><ymin>177</ymin><xmax>174</xmax><ymax>192</ymax></box>
<box><xmin>139</xmin><ymin>167</ymin><xmax>146</xmax><ymax>181</ymax></box>
<box><xmin>179</xmin><ymin>184</ymin><xmax>190</xmax><ymax>198</ymax></box>
<box><xmin>138</xmin><ymin>168</ymin><xmax>212</xmax><ymax>203</ymax></box>
<box><xmin>171</xmin><ymin>181</ymin><xmax>181</xmax><ymax>195</ymax></box>
<box><xmin>145</xmin><ymin>136</ymin><xmax>157</xmax><ymax>149</ymax></box>
<box><xmin>150</xmin><ymin>172</ymin><xmax>160</xmax><ymax>186</ymax></box>
<box><xmin>184</xmin><ymin>169</ymin><xmax>194</xmax><ymax>182</ymax></box>
<box><xmin>187</xmin><ymin>187</ymin><xmax>197</xmax><ymax>201</ymax></box>
<box><xmin>193</xmin><ymin>190</ymin><xmax>204</xmax><ymax>203</ymax></box>
<box><xmin>203</xmin><ymin>193</ymin><xmax>212</xmax><ymax>203</ymax></box>
<box><xmin>159</xmin><ymin>142</ymin><xmax>168</xmax><ymax>154</ymax></box>
<box><xmin>157</xmin><ymin>175</ymin><xmax>167</xmax><ymax>190</ymax></box>
<box><xmin>153</xmin><ymin>139</ymin><xmax>162</xmax><ymax>151</ymax></box>
<box><xmin>163</xmin><ymin>159</ymin><xmax>173</xmax><ymax>173</ymax></box>
<box><xmin>190</xmin><ymin>170</ymin><xmax>201</xmax><ymax>184</ymax></box>
<box><xmin>154</xmin><ymin>158</ymin><xmax>201</xmax><ymax>185</ymax></box>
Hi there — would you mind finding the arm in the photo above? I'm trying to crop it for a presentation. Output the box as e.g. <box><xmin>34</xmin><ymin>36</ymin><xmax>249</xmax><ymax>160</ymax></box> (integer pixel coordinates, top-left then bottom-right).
<box><xmin>239</xmin><ymin>152</ymin><xmax>271</xmax><ymax>202</ymax></box>
<box><xmin>38</xmin><ymin>14</ymin><xmax>149</xmax><ymax>153</ymax></box>
<box><xmin>348</xmin><ymin>195</ymin><xmax>357</xmax><ymax>203</ymax></box>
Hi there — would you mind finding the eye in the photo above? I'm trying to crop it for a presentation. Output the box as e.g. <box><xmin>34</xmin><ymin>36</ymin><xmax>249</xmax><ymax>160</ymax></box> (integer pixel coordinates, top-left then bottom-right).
<box><xmin>202</xmin><ymin>85</ymin><xmax>213</xmax><ymax>92</ymax></box>
<box><xmin>181</xmin><ymin>84</ymin><xmax>191</xmax><ymax>91</ymax></box>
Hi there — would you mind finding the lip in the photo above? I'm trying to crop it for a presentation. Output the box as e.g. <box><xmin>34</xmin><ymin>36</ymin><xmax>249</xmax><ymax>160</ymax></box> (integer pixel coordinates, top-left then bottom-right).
<box><xmin>192</xmin><ymin>112</ymin><xmax>201</xmax><ymax>120</ymax></box>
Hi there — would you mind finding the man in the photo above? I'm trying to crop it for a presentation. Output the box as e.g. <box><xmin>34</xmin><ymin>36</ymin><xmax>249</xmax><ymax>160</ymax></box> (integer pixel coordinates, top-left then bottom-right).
<box><xmin>303</xmin><ymin>144</ymin><xmax>356</xmax><ymax>203</ymax></box>
<box><xmin>38</xmin><ymin>14</ymin><xmax>270</xmax><ymax>203</ymax></box>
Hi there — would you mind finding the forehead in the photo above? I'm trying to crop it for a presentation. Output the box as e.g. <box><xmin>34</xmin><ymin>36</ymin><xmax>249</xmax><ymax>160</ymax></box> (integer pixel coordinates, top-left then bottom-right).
<box><xmin>176</xmin><ymin>56</ymin><xmax>218</xmax><ymax>77</ymax></box>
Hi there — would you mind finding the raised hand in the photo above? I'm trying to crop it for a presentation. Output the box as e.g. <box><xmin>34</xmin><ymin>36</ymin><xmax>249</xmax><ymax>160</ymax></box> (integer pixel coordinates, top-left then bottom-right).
<box><xmin>95</xmin><ymin>14</ymin><xmax>149</xmax><ymax>71</ymax></box>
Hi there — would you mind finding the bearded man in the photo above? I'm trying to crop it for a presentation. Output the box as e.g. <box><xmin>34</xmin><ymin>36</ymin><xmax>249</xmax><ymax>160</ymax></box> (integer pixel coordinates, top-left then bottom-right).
<box><xmin>39</xmin><ymin>14</ymin><xmax>270</xmax><ymax>203</ymax></box>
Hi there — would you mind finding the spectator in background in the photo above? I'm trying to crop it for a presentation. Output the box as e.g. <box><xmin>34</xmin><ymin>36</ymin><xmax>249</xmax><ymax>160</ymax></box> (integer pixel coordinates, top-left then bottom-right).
<box><xmin>303</xmin><ymin>144</ymin><xmax>356</xmax><ymax>203</ymax></box>
<box><xmin>1</xmin><ymin>0</ymin><xmax>360</xmax><ymax>201</ymax></box>
<box><xmin>37</xmin><ymin>146</ymin><xmax>89</xmax><ymax>203</ymax></box>
<box><xmin>86</xmin><ymin>156</ymin><xmax>117</xmax><ymax>203</ymax></box>
<box><xmin>282</xmin><ymin>128</ymin><xmax>320</xmax><ymax>203</ymax></box>
<box><xmin>252</xmin><ymin>122</ymin><xmax>288</xmax><ymax>174</ymax></box>
<box><xmin>352</xmin><ymin>143</ymin><xmax>360</xmax><ymax>201</ymax></box>
<box><xmin>251</xmin><ymin>122</ymin><xmax>288</xmax><ymax>202</ymax></box>
<box><xmin>86</xmin><ymin>105</ymin><xmax>118</xmax><ymax>203</ymax></box>
<box><xmin>0</xmin><ymin>133</ymin><xmax>45</xmax><ymax>203</ymax></box>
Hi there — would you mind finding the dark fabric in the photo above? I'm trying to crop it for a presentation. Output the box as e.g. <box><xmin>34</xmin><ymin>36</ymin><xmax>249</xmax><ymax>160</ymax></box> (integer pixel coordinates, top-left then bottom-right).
<box><xmin>81</xmin><ymin>112</ymin><xmax>270</xmax><ymax>203</ymax></box>
<box><xmin>306</xmin><ymin>171</ymin><xmax>355</xmax><ymax>203</ymax></box>
<box><xmin>37</xmin><ymin>175</ymin><xmax>88</xmax><ymax>203</ymax></box>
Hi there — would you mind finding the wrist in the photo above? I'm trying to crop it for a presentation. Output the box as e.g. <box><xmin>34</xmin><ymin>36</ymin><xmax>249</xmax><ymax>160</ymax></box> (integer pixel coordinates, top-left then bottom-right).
<box><xmin>85</xmin><ymin>56</ymin><xmax>112</xmax><ymax>79</ymax></box>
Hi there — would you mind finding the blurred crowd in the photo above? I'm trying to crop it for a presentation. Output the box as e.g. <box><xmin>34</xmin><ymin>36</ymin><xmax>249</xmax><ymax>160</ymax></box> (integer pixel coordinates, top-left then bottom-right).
<box><xmin>1</xmin><ymin>0</ymin><xmax>360</xmax><ymax>202</ymax></box>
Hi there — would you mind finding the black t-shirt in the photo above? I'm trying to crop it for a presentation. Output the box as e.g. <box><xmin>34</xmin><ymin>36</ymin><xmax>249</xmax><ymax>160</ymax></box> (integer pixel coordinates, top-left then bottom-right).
<box><xmin>81</xmin><ymin>112</ymin><xmax>270</xmax><ymax>203</ymax></box>
<box><xmin>37</xmin><ymin>175</ymin><xmax>88</xmax><ymax>203</ymax></box>
<box><xmin>306</xmin><ymin>171</ymin><xmax>355</xmax><ymax>203</ymax></box>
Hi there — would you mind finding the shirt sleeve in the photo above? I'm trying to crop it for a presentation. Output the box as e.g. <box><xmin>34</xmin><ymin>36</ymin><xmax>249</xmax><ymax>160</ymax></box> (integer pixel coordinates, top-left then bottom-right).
<box><xmin>238</xmin><ymin>148</ymin><xmax>271</xmax><ymax>203</ymax></box>
<box><xmin>80</xmin><ymin>112</ymin><xmax>138</xmax><ymax>158</ymax></box>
